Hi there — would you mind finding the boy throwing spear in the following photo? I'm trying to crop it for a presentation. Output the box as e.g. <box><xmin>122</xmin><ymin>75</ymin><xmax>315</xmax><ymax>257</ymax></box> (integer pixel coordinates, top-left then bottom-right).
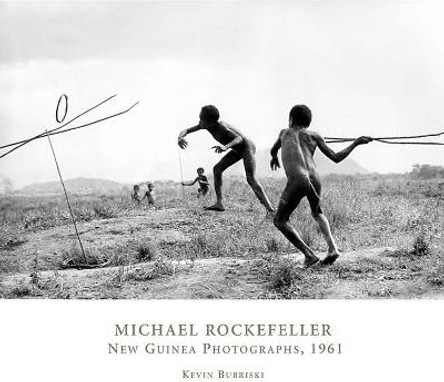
<box><xmin>270</xmin><ymin>105</ymin><xmax>372</xmax><ymax>266</ymax></box>
<box><xmin>178</xmin><ymin>105</ymin><xmax>275</xmax><ymax>213</ymax></box>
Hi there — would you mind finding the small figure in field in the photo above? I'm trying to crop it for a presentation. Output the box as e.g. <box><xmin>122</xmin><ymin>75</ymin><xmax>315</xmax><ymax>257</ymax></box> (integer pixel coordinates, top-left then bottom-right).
<box><xmin>178</xmin><ymin>105</ymin><xmax>274</xmax><ymax>213</ymax></box>
<box><xmin>131</xmin><ymin>184</ymin><xmax>141</xmax><ymax>205</ymax></box>
<box><xmin>270</xmin><ymin>105</ymin><xmax>372</xmax><ymax>267</ymax></box>
<box><xmin>182</xmin><ymin>167</ymin><xmax>210</xmax><ymax>198</ymax></box>
<box><xmin>142</xmin><ymin>182</ymin><xmax>155</xmax><ymax>206</ymax></box>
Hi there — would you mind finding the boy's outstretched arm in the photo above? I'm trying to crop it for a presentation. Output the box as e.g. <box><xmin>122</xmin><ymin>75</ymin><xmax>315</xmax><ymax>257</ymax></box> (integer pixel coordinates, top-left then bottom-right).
<box><xmin>181</xmin><ymin>177</ymin><xmax>198</xmax><ymax>186</ymax></box>
<box><xmin>316</xmin><ymin>133</ymin><xmax>373</xmax><ymax>163</ymax></box>
<box><xmin>178</xmin><ymin>125</ymin><xmax>203</xmax><ymax>149</ymax></box>
<box><xmin>270</xmin><ymin>130</ymin><xmax>284</xmax><ymax>170</ymax></box>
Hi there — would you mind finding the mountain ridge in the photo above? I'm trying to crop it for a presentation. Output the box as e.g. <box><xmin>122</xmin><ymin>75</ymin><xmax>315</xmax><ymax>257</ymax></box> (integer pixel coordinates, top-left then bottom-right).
<box><xmin>11</xmin><ymin>148</ymin><xmax>368</xmax><ymax>195</ymax></box>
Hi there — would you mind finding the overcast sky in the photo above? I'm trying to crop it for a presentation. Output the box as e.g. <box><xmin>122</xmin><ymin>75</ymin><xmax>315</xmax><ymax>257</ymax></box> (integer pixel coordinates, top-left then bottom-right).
<box><xmin>1</xmin><ymin>0</ymin><xmax>444</xmax><ymax>187</ymax></box>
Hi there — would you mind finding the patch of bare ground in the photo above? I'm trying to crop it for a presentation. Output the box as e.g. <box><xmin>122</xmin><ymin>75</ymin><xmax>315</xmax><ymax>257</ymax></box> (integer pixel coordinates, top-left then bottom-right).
<box><xmin>0</xmin><ymin>208</ymin><xmax>192</xmax><ymax>275</ymax></box>
<box><xmin>0</xmin><ymin>257</ymin><xmax>264</xmax><ymax>299</ymax></box>
<box><xmin>246</xmin><ymin>247</ymin><xmax>444</xmax><ymax>299</ymax></box>
<box><xmin>1</xmin><ymin>246</ymin><xmax>443</xmax><ymax>299</ymax></box>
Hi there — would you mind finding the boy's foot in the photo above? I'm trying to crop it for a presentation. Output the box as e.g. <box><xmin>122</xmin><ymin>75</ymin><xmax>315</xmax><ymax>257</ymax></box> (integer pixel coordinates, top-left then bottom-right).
<box><xmin>204</xmin><ymin>203</ymin><xmax>226</xmax><ymax>212</ymax></box>
<box><xmin>303</xmin><ymin>256</ymin><xmax>320</xmax><ymax>268</ymax></box>
<box><xmin>320</xmin><ymin>252</ymin><xmax>340</xmax><ymax>265</ymax></box>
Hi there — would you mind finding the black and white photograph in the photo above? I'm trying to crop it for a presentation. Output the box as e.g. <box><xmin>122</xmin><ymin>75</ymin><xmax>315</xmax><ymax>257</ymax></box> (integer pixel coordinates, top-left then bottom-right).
<box><xmin>1</xmin><ymin>0</ymin><xmax>443</xmax><ymax>380</ymax></box>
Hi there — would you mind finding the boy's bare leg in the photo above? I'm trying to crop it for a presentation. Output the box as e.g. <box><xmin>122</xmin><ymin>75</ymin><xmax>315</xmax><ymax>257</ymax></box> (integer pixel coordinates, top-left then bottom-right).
<box><xmin>243</xmin><ymin>146</ymin><xmax>275</xmax><ymax>213</ymax></box>
<box><xmin>274</xmin><ymin>185</ymin><xmax>319</xmax><ymax>267</ymax></box>
<box><xmin>205</xmin><ymin>150</ymin><xmax>242</xmax><ymax>211</ymax></box>
<box><xmin>313</xmin><ymin>214</ymin><xmax>340</xmax><ymax>264</ymax></box>
<box><xmin>307</xmin><ymin>182</ymin><xmax>340</xmax><ymax>265</ymax></box>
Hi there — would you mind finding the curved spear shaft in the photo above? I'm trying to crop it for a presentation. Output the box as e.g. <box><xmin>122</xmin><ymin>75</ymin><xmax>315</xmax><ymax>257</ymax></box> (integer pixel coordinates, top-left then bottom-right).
<box><xmin>0</xmin><ymin>99</ymin><xmax>139</xmax><ymax>159</ymax></box>
<box><xmin>326</xmin><ymin>139</ymin><xmax>444</xmax><ymax>145</ymax></box>
<box><xmin>33</xmin><ymin>101</ymin><xmax>139</xmax><ymax>140</ymax></box>
<box><xmin>325</xmin><ymin>131</ymin><xmax>444</xmax><ymax>142</ymax></box>
<box><xmin>0</xmin><ymin>94</ymin><xmax>117</xmax><ymax>152</ymax></box>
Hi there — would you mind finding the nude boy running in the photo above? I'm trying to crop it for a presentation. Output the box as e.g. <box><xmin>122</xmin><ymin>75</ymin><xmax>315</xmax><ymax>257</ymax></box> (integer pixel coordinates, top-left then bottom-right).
<box><xmin>270</xmin><ymin>105</ymin><xmax>372</xmax><ymax>266</ymax></box>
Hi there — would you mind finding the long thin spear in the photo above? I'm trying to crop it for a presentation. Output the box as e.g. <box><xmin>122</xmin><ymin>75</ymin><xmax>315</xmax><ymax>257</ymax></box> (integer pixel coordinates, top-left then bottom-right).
<box><xmin>0</xmin><ymin>101</ymin><xmax>139</xmax><ymax>152</ymax></box>
<box><xmin>1</xmin><ymin>100</ymin><xmax>138</xmax><ymax>159</ymax></box>
<box><xmin>177</xmin><ymin>147</ymin><xmax>186</xmax><ymax>200</ymax></box>
<box><xmin>325</xmin><ymin>131</ymin><xmax>444</xmax><ymax>142</ymax></box>
<box><xmin>0</xmin><ymin>95</ymin><xmax>117</xmax><ymax>154</ymax></box>
<box><xmin>326</xmin><ymin>138</ymin><xmax>444</xmax><ymax>146</ymax></box>
<box><xmin>326</xmin><ymin>139</ymin><xmax>444</xmax><ymax>145</ymax></box>
<box><xmin>45</xmin><ymin>130</ymin><xmax>88</xmax><ymax>264</ymax></box>
<box><xmin>372</xmin><ymin>139</ymin><xmax>444</xmax><ymax>145</ymax></box>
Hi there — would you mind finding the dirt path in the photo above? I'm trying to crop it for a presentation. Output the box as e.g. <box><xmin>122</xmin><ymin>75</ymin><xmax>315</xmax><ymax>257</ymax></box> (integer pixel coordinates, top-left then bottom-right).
<box><xmin>1</xmin><ymin>247</ymin><xmax>442</xmax><ymax>299</ymax></box>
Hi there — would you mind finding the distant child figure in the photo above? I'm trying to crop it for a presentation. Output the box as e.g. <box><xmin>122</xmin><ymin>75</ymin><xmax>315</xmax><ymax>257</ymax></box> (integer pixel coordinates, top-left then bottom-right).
<box><xmin>270</xmin><ymin>105</ymin><xmax>372</xmax><ymax>267</ymax></box>
<box><xmin>178</xmin><ymin>105</ymin><xmax>274</xmax><ymax>213</ymax></box>
<box><xmin>142</xmin><ymin>182</ymin><xmax>155</xmax><ymax>206</ymax></box>
<box><xmin>181</xmin><ymin>167</ymin><xmax>210</xmax><ymax>198</ymax></box>
<box><xmin>131</xmin><ymin>184</ymin><xmax>141</xmax><ymax>205</ymax></box>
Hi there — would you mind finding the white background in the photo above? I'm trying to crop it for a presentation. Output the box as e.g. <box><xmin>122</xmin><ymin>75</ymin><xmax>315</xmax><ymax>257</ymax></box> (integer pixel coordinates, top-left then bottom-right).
<box><xmin>1</xmin><ymin>300</ymin><xmax>442</xmax><ymax>381</ymax></box>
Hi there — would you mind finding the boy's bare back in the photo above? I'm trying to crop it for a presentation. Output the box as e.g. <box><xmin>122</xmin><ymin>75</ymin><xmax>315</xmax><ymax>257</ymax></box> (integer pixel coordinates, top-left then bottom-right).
<box><xmin>279</xmin><ymin>128</ymin><xmax>321</xmax><ymax>181</ymax></box>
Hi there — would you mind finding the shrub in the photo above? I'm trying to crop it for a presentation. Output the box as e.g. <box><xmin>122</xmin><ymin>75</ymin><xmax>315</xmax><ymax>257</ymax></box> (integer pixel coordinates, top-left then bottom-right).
<box><xmin>265</xmin><ymin>238</ymin><xmax>280</xmax><ymax>252</ymax></box>
<box><xmin>59</xmin><ymin>246</ymin><xmax>107</xmax><ymax>269</ymax></box>
<box><xmin>93</xmin><ymin>205</ymin><xmax>117</xmax><ymax>219</ymax></box>
<box><xmin>411</xmin><ymin>234</ymin><xmax>430</xmax><ymax>256</ymax></box>
<box><xmin>270</xmin><ymin>261</ymin><xmax>297</xmax><ymax>290</ymax></box>
<box><xmin>10</xmin><ymin>284</ymin><xmax>32</xmax><ymax>298</ymax></box>
<box><xmin>136</xmin><ymin>243</ymin><xmax>157</xmax><ymax>262</ymax></box>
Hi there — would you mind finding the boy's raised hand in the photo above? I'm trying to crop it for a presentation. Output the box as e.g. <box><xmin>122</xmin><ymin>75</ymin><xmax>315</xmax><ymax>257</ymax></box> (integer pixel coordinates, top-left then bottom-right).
<box><xmin>211</xmin><ymin>145</ymin><xmax>227</xmax><ymax>154</ymax></box>
<box><xmin>270</xmin><ymin>156</ymin><xmax>280</xmax><ymax>170</ymax></box>
<box><xmin>356</xmin><ymin>136</ymin><xmax>373</xmax><ymax>145</ymax></box>
<box><xmin>178</xmin><ymin>138</ymin><xmax>188</xmax><ymax>149</ymax></box>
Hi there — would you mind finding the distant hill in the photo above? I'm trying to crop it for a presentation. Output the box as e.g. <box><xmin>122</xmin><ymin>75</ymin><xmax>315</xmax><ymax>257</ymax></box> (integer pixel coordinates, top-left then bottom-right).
<box><xmin>313</xmin><ymin>151</ymin><xmax>368</xmax><ymax>175</ymax></box>
<box><xmin>224</xmin><ymin>148</ymin><xmax>368</xmax><ymax>178</ymax></box>
<box><xmin>20</xmin><ymin>177</ymin><xmax>128</xmax><ymax>195</ymax></box>
<box><xmin>16</xmin><ymin>149</ymin><xmax>367</xmax><ymax>195</ymax></box>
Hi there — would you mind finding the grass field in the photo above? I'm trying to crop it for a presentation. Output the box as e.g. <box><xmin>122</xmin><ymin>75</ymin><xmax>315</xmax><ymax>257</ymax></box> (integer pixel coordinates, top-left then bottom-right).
<box><xmin>0</xmin><ymin>174</ymin><xmax>443</xmax><ymax>299</ymax></box>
